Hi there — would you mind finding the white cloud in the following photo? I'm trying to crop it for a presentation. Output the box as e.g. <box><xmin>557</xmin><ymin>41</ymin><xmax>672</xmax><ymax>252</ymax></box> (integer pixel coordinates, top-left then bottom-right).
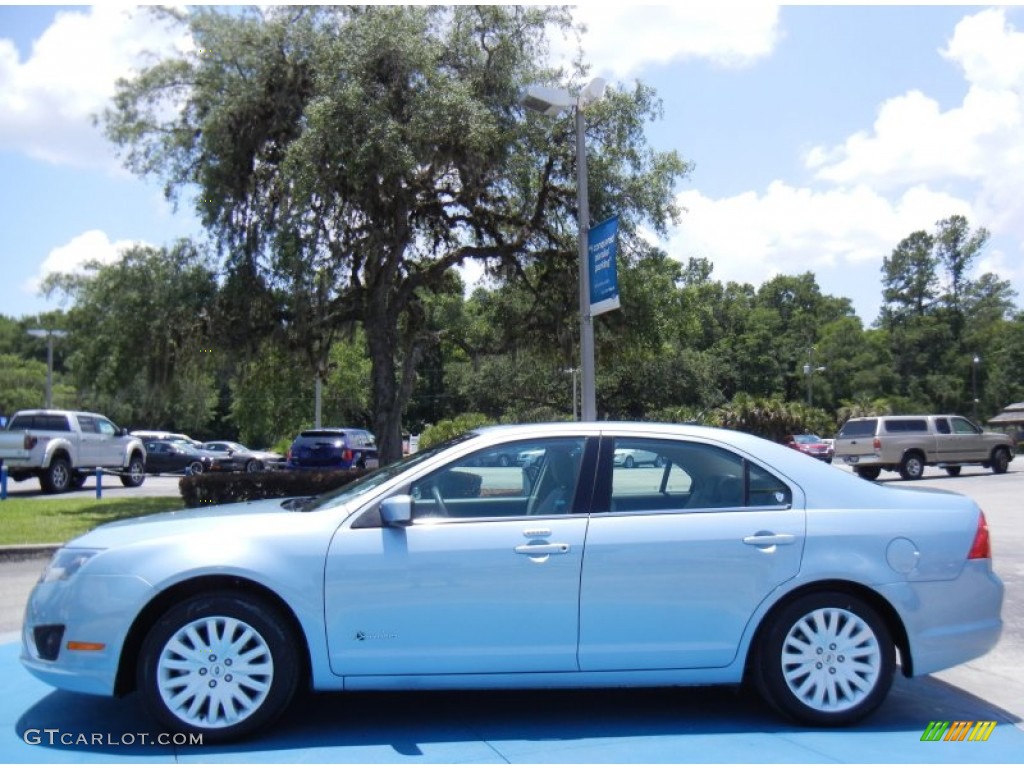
<box><xmin>565</xmin><ymin>4</ymin><xmax>781</xmax><ymax>80</ymax></box>
<box><xmin>805</xmin><ymin>9</ymin><xmax>1024</xmax><ymax>224</ymax></box>
<box><xmin>0</xmin><ymin>5</ymin><xmax>191</xmax><ymax>169</ymax></box>
<box><xmin>23</xmin><ymin>229</ymin><xmax>148</xmax><ymax>299</ymax></box>
<box><xmin>666</xmin><ymin>182</ymin><xmax>973</xmax><ymax>286</ymax></box>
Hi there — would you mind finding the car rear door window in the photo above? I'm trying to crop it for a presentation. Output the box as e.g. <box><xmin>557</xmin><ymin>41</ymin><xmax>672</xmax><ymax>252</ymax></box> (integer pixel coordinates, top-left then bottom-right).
<box><xmin>602</xmin><ymin>438</ymin><xmax>791</xmax><ymax>513</ymax></box>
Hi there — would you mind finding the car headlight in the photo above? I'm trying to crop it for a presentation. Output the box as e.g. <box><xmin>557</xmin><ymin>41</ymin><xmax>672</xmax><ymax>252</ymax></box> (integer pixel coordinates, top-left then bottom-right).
<box><xmin>40</xmin><ymin>548</ymin><xmax>101</xmax><ymax>583</ymax></box>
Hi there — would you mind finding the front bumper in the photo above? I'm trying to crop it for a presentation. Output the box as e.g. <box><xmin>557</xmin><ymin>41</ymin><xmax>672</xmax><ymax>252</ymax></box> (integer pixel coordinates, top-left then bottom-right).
<box><xmin>20</xmin><ymin>571</ymin><xmax>154</xmax><ymax>696</ymax></box>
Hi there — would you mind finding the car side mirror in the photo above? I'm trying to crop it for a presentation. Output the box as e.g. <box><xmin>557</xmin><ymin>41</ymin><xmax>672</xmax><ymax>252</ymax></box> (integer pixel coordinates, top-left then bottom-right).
<box><xmin>380</xmin><ymin>495</ymin><xmax>413</xmax><ymax>527</ymax></box>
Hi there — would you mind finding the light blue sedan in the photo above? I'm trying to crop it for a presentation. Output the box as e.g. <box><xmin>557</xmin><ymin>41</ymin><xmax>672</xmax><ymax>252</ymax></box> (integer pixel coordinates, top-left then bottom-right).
<box><xmin>21</xmin><ymin>422</ymin><xmax>1003</xmax><ymax>742</ymax></box>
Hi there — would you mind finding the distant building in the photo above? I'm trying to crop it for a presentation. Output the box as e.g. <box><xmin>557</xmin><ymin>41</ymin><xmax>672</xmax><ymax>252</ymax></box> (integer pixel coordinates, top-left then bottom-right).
<box><xmin>988</xmin><ymin>403</ymin><xmax>1024</xmax><ymax>441</ymax></box>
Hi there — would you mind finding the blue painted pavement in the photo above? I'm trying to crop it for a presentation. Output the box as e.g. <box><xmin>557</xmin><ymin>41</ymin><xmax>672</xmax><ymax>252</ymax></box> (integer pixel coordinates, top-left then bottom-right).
<box><xmin>1</xmin><ymin>640</ymin><xmax>1021</xmax><ymax>763</ymax></box>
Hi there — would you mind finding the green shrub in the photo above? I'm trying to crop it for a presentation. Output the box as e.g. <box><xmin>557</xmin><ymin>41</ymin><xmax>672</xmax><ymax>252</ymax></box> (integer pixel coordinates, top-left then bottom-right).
<box><xmin>179</xmin><ymin>468</ymin><xmax>367</xmax><ymax>508</ymax></box>
<box><xmin>419</xmin><ymin>413</ymin><xmax>495</xmax><ymax>449</ymax></box>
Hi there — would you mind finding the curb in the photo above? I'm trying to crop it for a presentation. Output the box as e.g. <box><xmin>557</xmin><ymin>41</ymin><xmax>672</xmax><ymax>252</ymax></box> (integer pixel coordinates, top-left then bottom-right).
<box><xmin>0</xmin><ymin>543</ymin><xmax>61</xmax><ymax>562</ymax></box>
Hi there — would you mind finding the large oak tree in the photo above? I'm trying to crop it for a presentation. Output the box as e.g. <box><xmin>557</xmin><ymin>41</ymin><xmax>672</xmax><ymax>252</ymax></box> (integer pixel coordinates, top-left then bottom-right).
<box><xmin>103</xmin><ymin>5</ymin><xmax>690</xmax><ymax>461</ymax></box>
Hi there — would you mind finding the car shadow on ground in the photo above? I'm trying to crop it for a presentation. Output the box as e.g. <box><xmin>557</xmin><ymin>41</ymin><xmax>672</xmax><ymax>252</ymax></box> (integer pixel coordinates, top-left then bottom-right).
<box><xmin>12</xmin><ymin>674</ymin><xmax>1020</xmax><ymax>762</ymax></box>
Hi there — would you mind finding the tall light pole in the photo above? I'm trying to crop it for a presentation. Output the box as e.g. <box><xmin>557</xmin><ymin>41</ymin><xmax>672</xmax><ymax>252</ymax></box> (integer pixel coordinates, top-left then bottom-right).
<box><xmin>972</xmin><ymin>354</ymin><xmax>980</xmax><ymax>420</ymax></box>
<box><xmin>803</xmin><ymin>346</ymin><xmax>826</xmax><ymax>407</ymax></box>
<box><xmin>27</xmin><ymin>329</ymin><xmax>68</xmax><ymax>409</ymax></box>
<box><xmin>523</xmin><ymin>78</ymin><xmax>606</xmax><ymax>421</ymax></box>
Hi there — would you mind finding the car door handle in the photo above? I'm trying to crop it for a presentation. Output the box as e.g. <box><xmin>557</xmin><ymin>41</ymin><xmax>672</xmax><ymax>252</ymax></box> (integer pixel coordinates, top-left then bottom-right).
<box><xmin>514</xmin><ymin>543</ymin><xmax>570</xmax><ymax>555</ymax></box>
<box><xmin>743</xmin><ymin>533</ymin><xmax>797</xmax><ymax>546</ymax></box>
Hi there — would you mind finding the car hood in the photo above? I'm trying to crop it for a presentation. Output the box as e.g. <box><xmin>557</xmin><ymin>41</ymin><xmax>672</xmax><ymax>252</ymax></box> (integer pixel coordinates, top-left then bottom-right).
<box><xmin>68</xmin><ymin>496</ymin><xmax>336</xmax><ymax>550</ymax></box>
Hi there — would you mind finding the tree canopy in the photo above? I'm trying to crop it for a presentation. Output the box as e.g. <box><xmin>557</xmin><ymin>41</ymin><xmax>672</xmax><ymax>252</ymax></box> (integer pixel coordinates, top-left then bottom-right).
<box><xmin>102</xmin><ymin>5</ymin><xmax>691</xmax><ymax>461</ymax></box>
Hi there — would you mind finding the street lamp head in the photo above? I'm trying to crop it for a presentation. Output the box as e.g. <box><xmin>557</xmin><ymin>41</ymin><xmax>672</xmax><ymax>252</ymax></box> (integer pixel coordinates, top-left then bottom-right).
<box><xmin>579</xmin><ymin>77</ymin><xmax>606</xmax><ymax>109</ymax></box>
<box><xmin>521</xmin><ymin>84</ymin><xmax>574</xmax><ymax>117</ymax></box>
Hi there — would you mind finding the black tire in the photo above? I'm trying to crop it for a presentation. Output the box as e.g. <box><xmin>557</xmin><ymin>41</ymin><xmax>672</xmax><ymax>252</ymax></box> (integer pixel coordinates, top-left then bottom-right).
<box><xmin>137</xmin><ymin>592</ymin><xmax>300</xmax><ymax>743</ymax></box>
<box><xmin>69</xmin><ymin>471</ymin><xmax>88</xmax><ymax>490</ymax></box>
<box><xmin>854</xmin><ymin>467</ymin><xmax>881</xmax><ymax>481</ymax></box>
<box><xmin>623</xmin><ymin>455</ymin><xmax>635</xmax><ymax>469</ymax></box>
<box><xmin>245</xmin><ymin>459</ymin><xmax>263</xmax><ymax>473</ymax></box>
<box><xmin>945</xmin><ymin>466</ymin><xmax>962</xmax><ymax>477</ymax></box>
<box><xmin>188</xmin><ymin>461</ymin><xmax>204</xmax><ymax>476</ymax></box>
<box><xmin>991</xmin><ymin>447</ymin><xmax>1010</xmax><ymax>475</ymax></box>
<box><xmin>753</xmin><ymin>591</ymin><xmax>895</xmax><ymax>727</ymax></box>
<box><xmin>40</xmin><ymin>456</ymin><xmax>72</xmax><ymax>494</ymax></box>
<box><xmin>898</xmin><ymin>452</ymin><xmax>925</xmax><ymax>481</ymax></box>
<box><xmin>121</xmin><ymin>453</ymin><xmax>146</xmax><ymax>487</ymax></box>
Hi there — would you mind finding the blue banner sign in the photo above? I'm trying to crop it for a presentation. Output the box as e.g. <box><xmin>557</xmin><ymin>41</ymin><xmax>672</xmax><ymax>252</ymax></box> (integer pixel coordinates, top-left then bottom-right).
<box><xmin>588</xmin><ymin>215</ymin><xmax>620</xmax><ymax>316</ymax></box>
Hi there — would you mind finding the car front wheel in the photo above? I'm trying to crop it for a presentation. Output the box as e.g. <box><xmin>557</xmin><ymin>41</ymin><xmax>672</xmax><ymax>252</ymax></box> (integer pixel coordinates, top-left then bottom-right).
<box><xmin>137</xmin><ymin>593</ymin><xmax>300</xmax><ymax>743</ymax></box>
<box><xmin>121</xmin><ymin>453</ymin><xmax>146</xmax><ymax>487</ymax></box>
<box><xmin>754</xmin><ymin>591</ymin><xmax>895</xmax><ymax>726</ymax></box>
<box><xmin>991</xmin><ymin>447</ymin><xmax>1010</xmax><ymax>475</ymax></box>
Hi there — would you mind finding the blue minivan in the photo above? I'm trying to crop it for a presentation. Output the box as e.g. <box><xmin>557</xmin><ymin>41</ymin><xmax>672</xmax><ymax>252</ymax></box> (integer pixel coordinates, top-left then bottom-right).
<box><xmin>285</xmin><ymin>427</ymin><xmax>378</xmax><ymax>470</ymax></box>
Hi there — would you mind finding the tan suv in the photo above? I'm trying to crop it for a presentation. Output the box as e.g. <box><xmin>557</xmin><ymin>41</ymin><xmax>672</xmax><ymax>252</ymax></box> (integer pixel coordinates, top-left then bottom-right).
<box><xmin>834</xmin><ymin>414</ymin><xmax>1015</xmax><ymax>480</ymax></box>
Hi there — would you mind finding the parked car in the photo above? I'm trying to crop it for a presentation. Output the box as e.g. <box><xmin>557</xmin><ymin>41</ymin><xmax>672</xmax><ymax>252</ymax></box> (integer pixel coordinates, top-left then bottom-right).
<box><xmin>784</xmin><ymin>434</ymin><xmax>835</xmax><ymax>463</ymax></box>
<box><xmin>613</xmin><ymin>447</ymin><xmax>666</xmax><ymax>468</ymax></box>
<box><xmin>0</xmin><ymin>409</ymin><xmax>146</xmax><ymax>493</ymax></box>
<box><xmin>142</xmin><ymin>439</ymin><xmax>221</xmax><ymax>476</ymax></box>
<box><xmin>834</xmin><ymin>414</ymin><xmax>1015</xmax><ymax>480</ymax></box>
<box><xmin>200</xmin><ymin>441</ymin><xmax>284</xmax><ymax>473</ymax></box>
<box><xmin>21</xmin><ymin>422</ymin><xmax>1002</xmax><ymax>742</ymax></box>
<box><xmin>131</xmin><ymin>430</ymin><xmax>202</xmax><ymax>448</ymax></box>
<box><xmin>286</xmin><ymin>427</ymin><xmax>378</xmax><ymax>471</ymax></box>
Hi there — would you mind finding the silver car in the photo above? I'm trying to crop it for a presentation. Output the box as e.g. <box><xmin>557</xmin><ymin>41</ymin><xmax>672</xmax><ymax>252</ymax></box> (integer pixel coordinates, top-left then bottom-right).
<box><xmin>21</xmin><ymin>422</ymin><xmax>1003</xmax><ymax>742</ymax></box>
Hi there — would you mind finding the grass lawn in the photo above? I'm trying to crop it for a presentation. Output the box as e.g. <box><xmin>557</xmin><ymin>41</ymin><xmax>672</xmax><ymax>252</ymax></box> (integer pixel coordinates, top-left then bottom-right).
<box><xmin>0</xmin><ymin>497</ymin><xmax>186</xmax><ymax>546</ymax></box>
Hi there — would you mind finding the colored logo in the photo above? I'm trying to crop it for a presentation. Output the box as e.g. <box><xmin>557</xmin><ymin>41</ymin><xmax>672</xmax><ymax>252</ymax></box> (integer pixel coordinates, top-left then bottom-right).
<box><xmin>920</xmin><ymin>720</ymin><xmax>996</xmax><ymax>742</ymax></box>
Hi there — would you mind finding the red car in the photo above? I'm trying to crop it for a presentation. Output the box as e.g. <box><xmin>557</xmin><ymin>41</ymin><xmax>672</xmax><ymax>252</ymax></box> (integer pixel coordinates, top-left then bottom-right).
<box><xmin>784</xmin><ymin>433</ymin><xmax>834</xmax><ymax>463</ymax></box>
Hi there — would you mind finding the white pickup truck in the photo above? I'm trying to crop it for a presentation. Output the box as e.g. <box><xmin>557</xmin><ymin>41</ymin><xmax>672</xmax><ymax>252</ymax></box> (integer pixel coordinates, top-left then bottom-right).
<box><xmin>834</xmin><ymin>413</ymin><xmax>1015</xmax><ymax>480</ymax></box>
<box><xmin>0</xmin><ymin>409</ymin><xmax>147</xmax><ymax>494</ymax></box>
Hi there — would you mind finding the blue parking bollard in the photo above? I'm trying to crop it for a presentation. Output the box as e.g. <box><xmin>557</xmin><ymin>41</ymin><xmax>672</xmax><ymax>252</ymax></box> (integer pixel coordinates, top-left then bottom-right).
<box><xmin>1</xmin><ymin>464</ymin><xmax>7</xmax><ymax>501</ymax></box>
<box><xmin>96</xmin><ymin>467</ymin><xmax>103</xmax><ymax>499</ymax></box>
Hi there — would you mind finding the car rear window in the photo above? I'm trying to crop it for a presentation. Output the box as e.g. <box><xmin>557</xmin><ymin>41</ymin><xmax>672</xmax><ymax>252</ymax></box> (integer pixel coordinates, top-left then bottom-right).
<box><xmin>883</xmin><ymin>419</ymin><xmax>928</xmax><ymax>433</ymax></box>
<box><xmin>9</xmin><ymin>413</ymin><xmax>71</xmax><ymax>431</ymax></box>
<box><xmin>838</xmin><ymin>419</ymin><xmax>877</xmax><ymax>438</ymax></box>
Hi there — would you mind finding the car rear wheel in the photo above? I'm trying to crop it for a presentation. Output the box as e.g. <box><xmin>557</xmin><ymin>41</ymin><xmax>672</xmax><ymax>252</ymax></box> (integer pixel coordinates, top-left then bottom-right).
<box><xmin>40</xmin><ymin>456</ymin><xmax>72</xmax><ymax>494</ymax></box>
<box><xmin>898</xmin><ymin>452</ymin><xmax>925</xmax><ymax>480</ymax></box>
<box><xmin>854</xmin><ymin>467</ymin><xmax>880</xmax><ymax>481</ymax></box>
<box><xmin>137</xmin><ymin>593</ymin><xmax>300</xmax><ymax>743</ymax></box>
<box><xmin>754</xmin><ymin>591</ymin><xmax>895</xmax><ymax>726</ymax></box>
<box><xmin>945</xmin><ymin>466</ymin><xmax>962</xmax><ymax>477</ymax></box>
<box><xmin>244</xmin><ymin>459</ymin><xmax>263</xmax><ymax>473</ymax></box>
<box><xmin>991</xmin><ymin>447</ymin><xmax>1010</xmax><ymax>475</ymax></box>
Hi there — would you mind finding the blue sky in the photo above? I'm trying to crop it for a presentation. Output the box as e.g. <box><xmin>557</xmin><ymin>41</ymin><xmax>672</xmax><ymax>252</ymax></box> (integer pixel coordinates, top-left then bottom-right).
<box><xmin>2</xmin><ymin>3</ymin><xmax>1024</xmax><ymax>325</ymax></box>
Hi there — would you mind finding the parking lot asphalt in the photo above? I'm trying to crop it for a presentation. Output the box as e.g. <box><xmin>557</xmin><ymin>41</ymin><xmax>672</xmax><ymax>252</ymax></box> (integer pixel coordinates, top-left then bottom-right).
<box><xmin>1</xmin><ymin>463</ymin><xmax>1022</xmax><ymax>762</ymax></box>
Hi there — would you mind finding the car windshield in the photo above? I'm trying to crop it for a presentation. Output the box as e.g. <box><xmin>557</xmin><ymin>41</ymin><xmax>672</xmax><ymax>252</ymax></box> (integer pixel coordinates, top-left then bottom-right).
<box><xmin>297</xmin><ymin>432</ymin><xmax>476</xmax><ymax>512</ymax></box>
<box><xmin>793</xmin><ymin>435</ymin><xmax>822</xmax><ymax>444</ymax></box>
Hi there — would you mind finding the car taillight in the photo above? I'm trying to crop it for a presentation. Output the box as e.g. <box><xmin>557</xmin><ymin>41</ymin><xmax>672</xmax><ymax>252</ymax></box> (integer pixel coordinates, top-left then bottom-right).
<box><xmin>342</xmin><ymin>449</ymin><xmax>353</xmax><ymax>462</ymax></box>
<box><xmin>24</xmin><ymin>435</ymin><xmax>38</xmax><ymax>450</ymax></box>
<box><xmin>873</xmin><ymin>437</ymin><xmax>881</xmax><ymax>451</ymax></box>
<box><xmin>967</xmin><ymin>511</ymin><xmax>992</xmax><ymax>560</ymax></box>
